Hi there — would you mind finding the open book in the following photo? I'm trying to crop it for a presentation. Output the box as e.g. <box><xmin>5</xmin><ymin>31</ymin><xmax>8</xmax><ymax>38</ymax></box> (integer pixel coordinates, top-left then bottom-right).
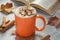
<box><xmin>16</xmin><ymin>0</ymin><xmax>59</xmax><ymax>15</ymax></box>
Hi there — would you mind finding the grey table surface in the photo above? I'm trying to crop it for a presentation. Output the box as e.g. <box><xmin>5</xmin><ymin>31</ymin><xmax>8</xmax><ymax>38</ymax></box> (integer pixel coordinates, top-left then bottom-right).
<box><xmin>0</xmin><ymin>0</ymin><xmax>60</xmax><ymax>40</ymax></box>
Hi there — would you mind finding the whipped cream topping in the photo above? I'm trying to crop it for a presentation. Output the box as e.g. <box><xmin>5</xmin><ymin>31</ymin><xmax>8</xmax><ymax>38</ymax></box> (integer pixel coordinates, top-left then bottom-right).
<box><xmin>14</xmin><ymin>6</ymin><xmax>36</xmax><ymax>18</ymax></box>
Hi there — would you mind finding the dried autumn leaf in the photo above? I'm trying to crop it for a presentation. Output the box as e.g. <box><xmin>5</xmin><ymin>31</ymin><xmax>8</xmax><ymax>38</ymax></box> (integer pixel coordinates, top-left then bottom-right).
<box><xmin>1</xmin><ymin>2</ymin><xmax>13</xmax><ymax>14</ymax></box>
<box><xmin>5</xmin><ymin>2</ymin><xmax>12</xmax><ymax>8</ymax></box>
<box><xmin>47</xmin><ymin>16</ymin><xmax>60</xmax><ymax>28</ymax></box>
<box><xmin>55</xmin><ymin>20</ymin><xmax>60</xmax><ymax>28</ymax></box>
<box><xmin>48</xmin><ymin>16</ymin><xmax>58</xmax><ymax>25</ymax></box>
<box><xmin>0</xmin><ymin>4</ymin><xmax>1</xmax><ymax>11</ymax></box>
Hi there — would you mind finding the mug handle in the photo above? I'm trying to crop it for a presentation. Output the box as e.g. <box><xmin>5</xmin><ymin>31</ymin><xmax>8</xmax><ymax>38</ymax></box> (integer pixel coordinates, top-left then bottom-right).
<box><xmin>35</xmin><ymin>15</ymin><xmax>46</xmax><ymax>31</ymax></box>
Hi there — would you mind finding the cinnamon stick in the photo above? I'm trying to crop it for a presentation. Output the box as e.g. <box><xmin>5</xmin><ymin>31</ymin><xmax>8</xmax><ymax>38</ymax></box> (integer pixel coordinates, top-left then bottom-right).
<box><xmin>41</xmin><ymin>35</ymin><xmax>50</xmax><ymax>40</ymax></box>
<box><xmin>1</xmin><ymin>20</ymin><xmax>15</xmax><ymax>32</ymax></box>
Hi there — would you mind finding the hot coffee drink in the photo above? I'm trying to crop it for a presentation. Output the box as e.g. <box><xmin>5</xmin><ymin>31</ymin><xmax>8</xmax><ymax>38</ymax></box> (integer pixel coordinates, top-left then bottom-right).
<box><xmin>14</xmin><ymin>6</ymin><xmax>36</xmax><ymax>18</ymax></box>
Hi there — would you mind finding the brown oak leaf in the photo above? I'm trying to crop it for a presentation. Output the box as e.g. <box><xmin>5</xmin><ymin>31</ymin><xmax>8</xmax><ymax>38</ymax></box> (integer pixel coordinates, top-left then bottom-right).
<box><xmin>47</xmin><ymin>16</ymin><xmax>60</xmax><ymax>28</ymax></box>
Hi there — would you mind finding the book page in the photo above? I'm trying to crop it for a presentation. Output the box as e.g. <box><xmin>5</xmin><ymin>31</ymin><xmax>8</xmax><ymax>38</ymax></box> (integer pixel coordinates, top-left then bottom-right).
<box><xmin>31</xmin><ymin>0</ymin><xmax>57</xmax><ymax>9</ymax></box>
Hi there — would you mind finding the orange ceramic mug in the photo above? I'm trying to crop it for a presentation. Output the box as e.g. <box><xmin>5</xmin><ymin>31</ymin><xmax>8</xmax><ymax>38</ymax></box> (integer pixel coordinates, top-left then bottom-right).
<box><xmin>14</xmin><ymin>6</ymin><xmax>46</xmax><ymax>37</ymax></box>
